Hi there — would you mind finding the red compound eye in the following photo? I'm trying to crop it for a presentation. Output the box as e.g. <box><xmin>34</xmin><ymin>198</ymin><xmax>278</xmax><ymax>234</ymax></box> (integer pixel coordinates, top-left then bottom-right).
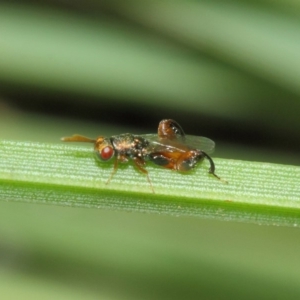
<box><xmin>100</xmin><ymin>146</ymin><xmax>114</xmax><ymax>160</ymax></box>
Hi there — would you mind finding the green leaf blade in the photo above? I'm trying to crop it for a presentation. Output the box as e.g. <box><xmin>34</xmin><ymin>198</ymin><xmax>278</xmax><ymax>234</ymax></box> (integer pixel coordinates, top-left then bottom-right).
<box><xmin>1</xmin><ymin>140</ymin><xmax>300</xmax><ymax>226</ymax></box>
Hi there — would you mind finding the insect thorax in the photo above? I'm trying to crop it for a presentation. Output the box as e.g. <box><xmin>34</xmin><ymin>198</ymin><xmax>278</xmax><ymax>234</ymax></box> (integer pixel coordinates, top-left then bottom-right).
<box><xmin>110</xmin><ymin>134</ymin><xmax>149</xmax><ymax>159</ymax></box>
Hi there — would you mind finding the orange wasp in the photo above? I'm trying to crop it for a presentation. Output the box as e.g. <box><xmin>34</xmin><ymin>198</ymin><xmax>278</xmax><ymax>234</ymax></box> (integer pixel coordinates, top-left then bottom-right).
<box><xmin>62</xmin><ymin>119</ymin><xmax>222</xmax><ymax>192</ymax></box>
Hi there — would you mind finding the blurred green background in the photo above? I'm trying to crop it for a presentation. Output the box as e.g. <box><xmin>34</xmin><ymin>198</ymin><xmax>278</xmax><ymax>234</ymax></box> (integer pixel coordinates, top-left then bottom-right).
<box><xmin>1</xmin><ymin>1</ymin><xmax>300</xmax><ymax>299</ymax></box>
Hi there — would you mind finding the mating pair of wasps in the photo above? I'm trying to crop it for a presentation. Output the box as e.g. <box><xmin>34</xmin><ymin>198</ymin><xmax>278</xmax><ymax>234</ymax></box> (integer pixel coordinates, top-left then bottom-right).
<box><xmin>62</xmin><ymin>119</ymin><xmax>224</xmax><ymax>192</ymax></box>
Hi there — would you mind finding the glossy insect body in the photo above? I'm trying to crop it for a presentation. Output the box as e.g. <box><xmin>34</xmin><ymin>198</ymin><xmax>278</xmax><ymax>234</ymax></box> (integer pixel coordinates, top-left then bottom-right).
<box><xmin>62</xmin><ymin>119</ymin><xmax>222</xmax><ymax>192</ymax></box>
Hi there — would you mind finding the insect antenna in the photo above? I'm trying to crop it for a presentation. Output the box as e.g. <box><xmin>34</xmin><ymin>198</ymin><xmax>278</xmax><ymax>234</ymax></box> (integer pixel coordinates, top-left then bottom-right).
<box><xmin>61</xmin><ymin>135</ymin><xmax>96</xmax><ymax>143</ymax></box>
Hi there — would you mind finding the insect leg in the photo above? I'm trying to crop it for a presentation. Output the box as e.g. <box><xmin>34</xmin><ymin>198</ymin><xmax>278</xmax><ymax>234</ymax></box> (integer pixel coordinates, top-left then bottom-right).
<box><xmin>106</xmin><ymin>158</ymin><xmax>118</xmax><ymax>184</ymax></box>
<box><xmin>133</xmin><ymin>157</ymin><xmax>154</xmax><ymax>193</ymax></box>
<box><xmin>201</xmin><ymin>151</ymin><xmax>226</xmax><ymax>182</ymax></box>
<box><xmin>176</xmin><ymin>150</ymin><xmax>226</xmax><ymax>182</ymax></box>
<box><xmin>175</xmin><ymin>150</ymin><xmax>201</xmax><ymax>172</ymax></box>
<box><xmin>149</xmin><ymin>152</ymin><xmax>176</xmax><ymax>170</ymax></box>
<box><xmin>158</xmin><ymin>119</ymin><xmax>185</xmax><ymax>139</ymax></box>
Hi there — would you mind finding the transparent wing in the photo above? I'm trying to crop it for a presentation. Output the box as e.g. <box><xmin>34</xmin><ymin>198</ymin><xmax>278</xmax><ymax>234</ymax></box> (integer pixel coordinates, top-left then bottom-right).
<box><xmin>141</xmin><ymin>134</ymin><xmax>215</xmax><ymax>154</ymax></box>
<box><xmin>183</xmin><ymin>135</ymin><xmax>215</xmax><ymax>154</ymax></box>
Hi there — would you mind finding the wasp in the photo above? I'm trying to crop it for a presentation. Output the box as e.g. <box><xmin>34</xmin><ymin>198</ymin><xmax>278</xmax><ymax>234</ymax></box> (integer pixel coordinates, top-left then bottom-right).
<box><xmin>62</xmin><ymin>119</ymin><xmax>223</xmax><ymax>192</ymax></box>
